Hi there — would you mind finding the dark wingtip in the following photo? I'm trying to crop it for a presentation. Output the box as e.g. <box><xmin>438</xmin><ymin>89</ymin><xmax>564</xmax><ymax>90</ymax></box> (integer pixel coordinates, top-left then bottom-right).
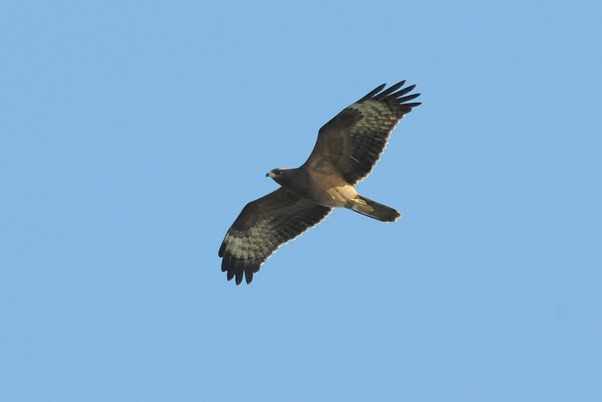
<box><xmin>358</xmin><ymin>83</ymin><xmax>387</xmax><ymax>102</ymax></box>
<box><xmin>397</xmin><ymin>92</ymin><xmax>421</xmax><ymax>104</ymax></box>
<box><xmin>403</xmin><ymin>83</ymin><xmax>415</xmax><ymax>91</ymax></box>
<box><xmin>374</xmin><ymin>83</ymin><xmax>387</xmax><ymax>92</ymax></box>
<box><xmin>220</xmin><ymin>252</ymin><xmax>260</xmax><ymax>285</ymax></box>
<box><xmin>360</xmin><ymin>80</ymin><xmax>420</xmax><ymax>105</ymax></box>
<box><xmin>375</xmin><ymin>80</ymin><xmax>406</xmax><ymax>99</ymax></box>
<box><xmin>235</xmin><ymin>270</ymin><xmax>243</xmax><ymax>285</ymax></box>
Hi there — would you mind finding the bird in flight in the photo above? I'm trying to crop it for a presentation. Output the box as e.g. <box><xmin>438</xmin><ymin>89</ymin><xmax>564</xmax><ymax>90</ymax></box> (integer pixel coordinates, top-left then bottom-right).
<box><xmin>219</xmin><ymin>81</ymin><xmax>421</xmax><ymax>284</ymax></box>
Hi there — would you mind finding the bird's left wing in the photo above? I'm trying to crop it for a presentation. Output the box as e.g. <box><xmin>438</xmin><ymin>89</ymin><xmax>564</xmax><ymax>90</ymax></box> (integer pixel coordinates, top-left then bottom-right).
<box><xmin>219</xmin><ymin>187</ymin><xmax>331</xmax><ymax>285</ymax></box>
<box><xmin>303</xmin><ymin>81</ymin><xmax>421</xmax><ymax>185</ymax></box>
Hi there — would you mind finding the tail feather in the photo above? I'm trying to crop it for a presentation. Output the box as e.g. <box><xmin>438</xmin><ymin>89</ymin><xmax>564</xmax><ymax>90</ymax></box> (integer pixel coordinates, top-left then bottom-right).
<box><xmin>346</xmin><ymin>195</ymin><xmax>401</xmax><ymax>222</ymax></box>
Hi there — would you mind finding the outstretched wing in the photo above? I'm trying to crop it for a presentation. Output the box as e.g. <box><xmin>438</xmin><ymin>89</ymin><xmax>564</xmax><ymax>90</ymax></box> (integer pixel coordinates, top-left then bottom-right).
<box><xmin>303</xmin><ymin>81</ymin><xmax>421</xmax><ymax>185</ymax></box>
<box><xmin>218</xmin><ymin>188</ymin><xmax>332</xmax><ymax>285</ymax></box>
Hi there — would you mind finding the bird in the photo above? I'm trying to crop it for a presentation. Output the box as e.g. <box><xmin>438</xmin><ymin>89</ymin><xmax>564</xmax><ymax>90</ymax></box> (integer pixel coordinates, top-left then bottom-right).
<box><xmin>218</xmin><ymin>80</ymin><xmax>421</xmax><ymax>285</ymax></box>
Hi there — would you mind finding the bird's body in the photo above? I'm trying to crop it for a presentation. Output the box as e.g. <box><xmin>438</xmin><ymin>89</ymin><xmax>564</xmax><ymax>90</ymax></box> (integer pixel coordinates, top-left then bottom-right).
<box><xmin>268</xmin><ymin>167</ymin><xmax>356</xmax><ymax>208</ymax></box>
<box><xmin>219</xmin><ymin>81</ymin><xmax>421</xmax><ymax>284</ymax></box>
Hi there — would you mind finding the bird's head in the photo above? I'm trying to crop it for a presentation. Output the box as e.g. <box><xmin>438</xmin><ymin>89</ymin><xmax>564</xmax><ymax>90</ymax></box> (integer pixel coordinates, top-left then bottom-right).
<box><xmin>266</xmin><ymin>168</ymin><xmax>293</xmax><ymax>186</ymax></box>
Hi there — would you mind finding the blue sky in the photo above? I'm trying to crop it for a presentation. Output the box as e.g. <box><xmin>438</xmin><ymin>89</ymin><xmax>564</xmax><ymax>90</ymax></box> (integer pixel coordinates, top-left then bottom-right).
<box><xmin>2</xmin><ymin>1</ymin><xmax>601</xmax><ymax>401</ymax></box>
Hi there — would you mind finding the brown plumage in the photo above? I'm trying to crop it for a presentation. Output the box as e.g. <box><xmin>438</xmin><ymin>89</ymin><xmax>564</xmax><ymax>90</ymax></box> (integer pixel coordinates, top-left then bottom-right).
<box><xmin>219</xmin><ymin>81</ymin><xmax>421</xmax><ymax>284</ymax></box>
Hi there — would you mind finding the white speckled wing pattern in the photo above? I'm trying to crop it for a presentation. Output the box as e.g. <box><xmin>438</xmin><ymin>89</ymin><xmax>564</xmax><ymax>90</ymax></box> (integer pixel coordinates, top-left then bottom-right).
<box><xmin>305</xmin><ymin>81</ymin><xmax>421</xmax><ymax>185</ymax></box>
<box><xmin>218</xmin><ymin>188</ymin><xmax>332</xmax><ymax>285</ymax></box>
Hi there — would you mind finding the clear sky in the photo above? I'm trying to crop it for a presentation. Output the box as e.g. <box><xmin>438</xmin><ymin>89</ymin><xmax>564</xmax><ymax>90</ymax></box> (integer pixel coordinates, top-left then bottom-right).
<box><xmin>2</xmin><ymin>1</ymin><xmax>601</xmax><ymax>401</ymax></box>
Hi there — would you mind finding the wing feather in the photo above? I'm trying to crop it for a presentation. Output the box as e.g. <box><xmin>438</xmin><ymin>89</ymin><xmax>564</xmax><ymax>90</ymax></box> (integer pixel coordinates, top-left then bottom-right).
<box><xmin>218</xmin><ymin>188</ymin><xmax>331</xmax><ymax>285</ymax></box>
<box><xmin>303</xmin><ymin>81</ymin><xmax>421</xmax><ymax>185</ymax></box>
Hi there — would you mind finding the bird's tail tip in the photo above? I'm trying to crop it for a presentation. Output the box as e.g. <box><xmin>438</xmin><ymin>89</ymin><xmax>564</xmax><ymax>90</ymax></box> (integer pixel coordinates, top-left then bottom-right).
<box><xmin>347</xmin><ymin>195</ymin><xmax>401</xmax><ymax>222</ymax></box>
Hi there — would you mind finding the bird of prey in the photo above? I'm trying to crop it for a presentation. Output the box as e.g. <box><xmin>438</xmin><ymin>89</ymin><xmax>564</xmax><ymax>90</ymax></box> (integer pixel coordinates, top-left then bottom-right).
<box><xmin>218</xmin><ymin>80</ymin><xmax>421</xmax><ymax>285</ymax></box>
